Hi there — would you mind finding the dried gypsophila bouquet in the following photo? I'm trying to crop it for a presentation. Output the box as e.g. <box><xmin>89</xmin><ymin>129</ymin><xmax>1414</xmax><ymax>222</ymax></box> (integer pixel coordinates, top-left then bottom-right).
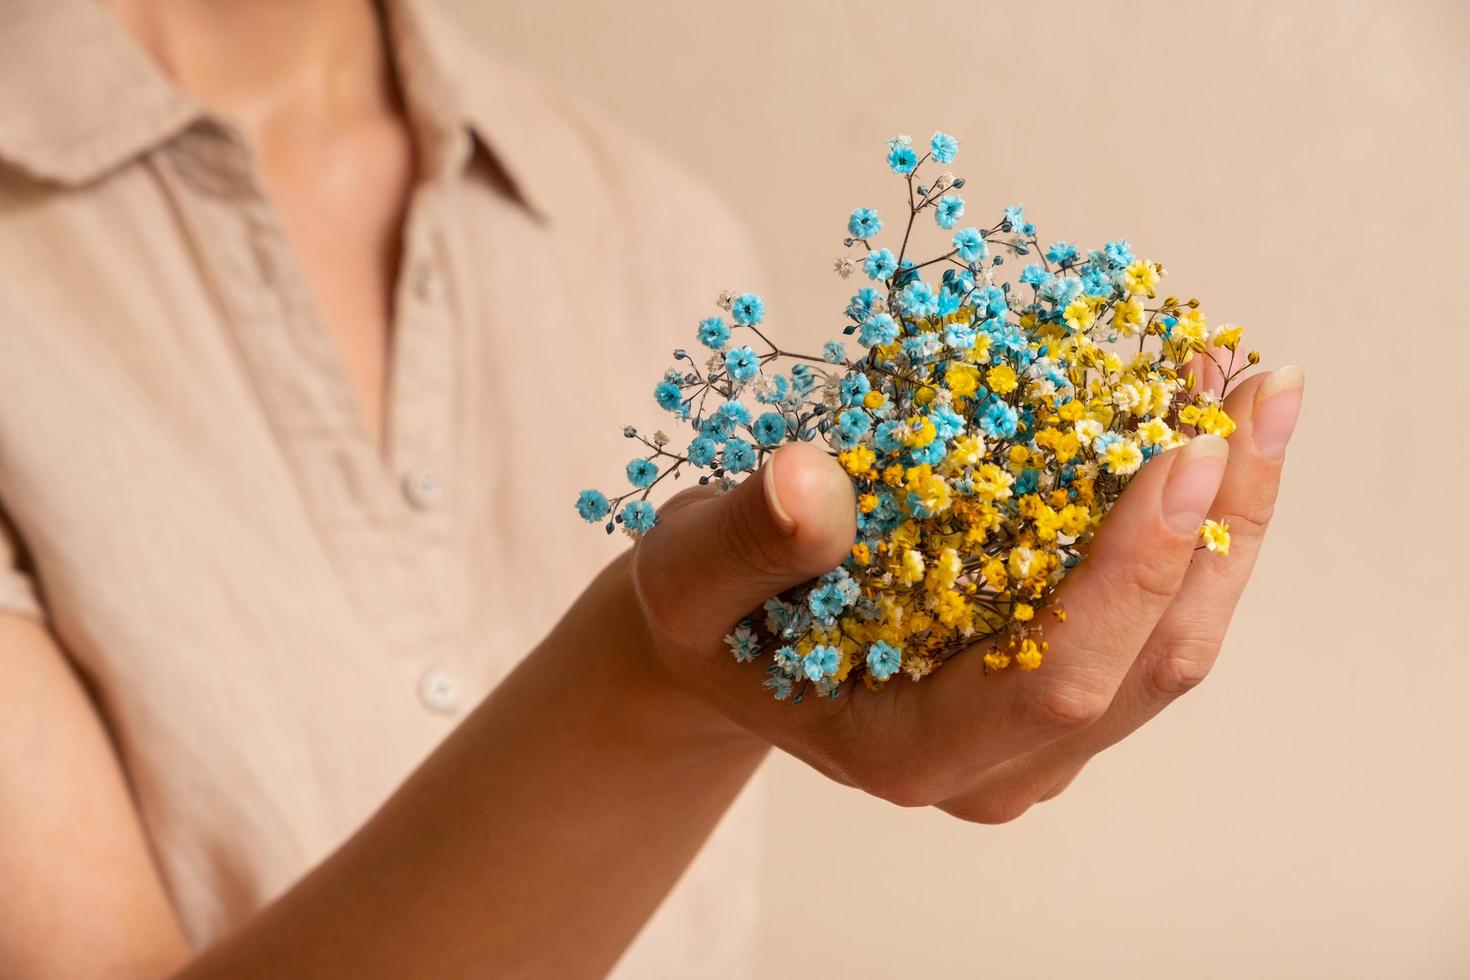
<box><xmin>576</xmin><ymin>130</ymin><xmax>1253</xmax><ymax>703</ymax></box>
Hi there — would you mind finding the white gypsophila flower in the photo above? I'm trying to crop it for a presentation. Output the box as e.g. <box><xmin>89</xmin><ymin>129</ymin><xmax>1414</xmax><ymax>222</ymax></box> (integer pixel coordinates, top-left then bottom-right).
<box><xmin>934</xmin><ymin>171</ymin><xmax>955</xmax><ymax>190</ymax></box>
<box><xmin>886</xmin><ymin>133</ymin><xmax>913</xmax><ymax>149</ymax></box>
<box><xmin>1075</xmin><ymin>460</ymin><xmax>1100</xmax><ymax>481</ymax></box>
<box><xmin>653</xmin><ymin>430</ymin><xmax>670</xmax><ymax>447</ymax></box>
<box><xmin>705</xmin><ymin>353</ymin><xmax>725</xmax><ymax>374</ymax></box>
<box><xmin>869</xmin><ymin>295</ymin><xmax>889</xmax><ymax>314</ymax></box>
<box><xmin>834</xmin><ymin>257</ymin><xmax>856</xmax><ymax>279</ymax></box>
<box><xmin>715</xmin><ymin>477</ymin><xmax>738</xmax><ymax>494</ymax></box>
<box><xmin>1074</xmin><ymin>419</ymin><xmax>1104</xmax><ymax>445</ymax></box>
<box><xmin>716</xmin><ymin>289</ymin><xmax>736</xmax><ymax>311</ymax></box>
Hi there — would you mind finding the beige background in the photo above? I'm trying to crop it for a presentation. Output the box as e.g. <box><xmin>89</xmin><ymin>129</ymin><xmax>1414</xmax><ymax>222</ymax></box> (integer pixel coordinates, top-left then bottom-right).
<box><xmin>450</xmin><ymin>2</ymin><xmax>1469</xmax><ymax>977</ymax></box>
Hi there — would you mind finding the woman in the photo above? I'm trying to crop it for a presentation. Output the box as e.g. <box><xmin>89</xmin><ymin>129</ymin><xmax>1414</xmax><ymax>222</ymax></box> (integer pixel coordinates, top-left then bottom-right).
<box><xmin>0</xmin><ymin>0</ymin><xmax>1304</xmax><ymax>977</ymax></box>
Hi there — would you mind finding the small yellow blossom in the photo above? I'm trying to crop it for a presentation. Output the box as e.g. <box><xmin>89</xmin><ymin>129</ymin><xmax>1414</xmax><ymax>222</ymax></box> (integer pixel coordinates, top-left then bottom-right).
<box><xmin>1200</xmin><ymin>519</ymin><xmax>1231</xmax><ymax>555</ymax></box>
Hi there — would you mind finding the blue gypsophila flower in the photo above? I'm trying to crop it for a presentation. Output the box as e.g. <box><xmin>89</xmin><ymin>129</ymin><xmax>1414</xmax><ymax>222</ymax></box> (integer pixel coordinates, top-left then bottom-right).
<box><xmin>836</xmin><ymin>408</ymin><xmax>871</xmax><ymax>441</ymax></box>
<box><xmin>822</xmin><ymin>340</ymin><xmax>846</xmax><ymax>364</ymax></box>
<box><xmin>731</xmin><ymin>292</ymin><xmax>766</xmax><ymax>326</ymax></box>
<box><xmin>620</xmin><ymin>499</ymin><xmax>658</xmax><ymax>534</ymax></box>
<box><xmin>867</xmin><ymin>640</ymin><xmax>901</xmax><ymax>681</ymax></box>
<box><xmin>943</xmin><ymin>323</ymin><xmax>976</xmax><ymax>349</ymax></box>
<box><xmin>899</xmin><ymin>280</ymin><xmax>939</xmax><ymax>318</ymax></box>
<box><xmin>1103</xmin><ymin>239</ymin><xmax>1134</xmax><ymax>269</ymax></box>
<box><xmin>1020</xmin><ymin>263</ymin><xmax>1053</xmax><ymax>287</ymax></box>
<box><xmin>839</xmin><ymin>371</ymin><xmax>871</xmax><ymax>405</ymax></box>
<box><xmin>930</xmin><ymin>131</ymin><xmax>958</xmax><ymax>164</ymax></box>
<box><xmin>625</xmin><ymin>458</ymin><xmax>658</xmax><ymax>488</ymax></box>
<box><xmin>773</xmin><ymin>645</ymin><xmax>802</xmax><ymax>673</ymax></box>
<box><xmin>1003</xmin><ymin>203</ymin><xmax>1026</xmax><ymax>232</ymax></box>
<box><xmin>755</xmin><ymin>372</ymin><xmax>790</xmax><ymax>404</ymax></box>
<box><xmin>887</xmin><ymin>144</ymin><xmax>918</xmax><ymax>174</ymax></box>
<box><xmin>725</xmin><ymin>346</ymin><xmax>759</xmax><ymax>383</ymax></box>
<box><xmin>763</xmin><ymin>673</ymin><xmax>793</xmax><ymax>701</ymax></box>
<box><xmin>722</xmin><ymin>437</ymin><xmax>757</xmax><ymax>473</ymax></box>
<box><xmin>864</xmin><ymin>248</ymin><xmax>898</xmax><ymax>281</ymax></box>
<box><xmin>859</xmin><ymin>313</ymin><xmax>900</xmax><ymax>347</ymax></box>
<box><xmin>1046</xmin><ymin>241</ymin><xmax>1080</xmax><ymax>265</ymax></box>
<box><xmin>654</xmin><ymin>381</ymin><xmax>682</xmax><ymax>412</ymax></box>
<box><xmin>934</xmin><ymin>194</ymin><xmax>965</xmax><ymax>229</ymax></box>
<box><xmin>1040</xmin><ymin>274</ymin><xmax>1083</xmax><ymax>307</ymax></box>
<box><xmin>687</xmin><ymin>435</ymin><xmax>717</xmax><ymax>467</ymax></box>
<box><xmin>847</xmin><ymin>207</ymin><xmax>882</xmax><ymax>239</ymax></box>
<box><xmin>697</xmin><ymin>316</ymin><xmax>729</xmax><ymax>349</ymax></box>
<box><xmin>802</xmin><ymin>644</ymin><xmax>841</xmax><ymax>681</ymax></box>
<box><xmin>875</xmin><ymin>419</ymin><xmax>908</xmax><ymax>454</ymax></box>
<box><xmin>575</xmin><ymin>489</ymin><xmax>610</xmax><ymax>523</ymax></box>
<box><xmin>981</xmin><ymin>401</ymin><xmax>1021</xmax><ymax>440</ymax></box>
<box><xmin>952</xmin><ymin>227</ymin><xmax>988</xmax><ymax>264</ymax></box>
<box><xmin>790</xmin><ymin>363</ymin><xmax>816</xmax><ymax>395</ymax></box>
<box><xmin>752</xmin><ymin>411</ymin><xmax>786</xmax><ymax>447</ymax></box>
<box><xmin>717</xmin><ymin>400</ymin><xmax>752</xmax><ymax>427</ymax></box>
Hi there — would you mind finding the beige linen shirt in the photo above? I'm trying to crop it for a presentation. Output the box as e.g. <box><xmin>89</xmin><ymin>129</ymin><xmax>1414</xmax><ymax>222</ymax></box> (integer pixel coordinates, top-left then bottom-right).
<box><xmin>0</xmin><ymin>0</ymin><xmax>763</xmax><ymax>975</ymax></box>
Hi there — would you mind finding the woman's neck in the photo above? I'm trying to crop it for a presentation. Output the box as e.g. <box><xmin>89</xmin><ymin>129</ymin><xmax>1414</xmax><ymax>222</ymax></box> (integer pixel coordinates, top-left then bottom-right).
<box><xmin>103</xmin><ymin>0</ymin><xmax>399</xmax><ymax>129</ymax></box>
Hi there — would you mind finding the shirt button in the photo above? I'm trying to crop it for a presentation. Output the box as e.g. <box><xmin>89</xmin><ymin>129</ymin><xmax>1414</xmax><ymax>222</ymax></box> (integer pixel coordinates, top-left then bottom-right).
<box><xmin>403</xmin><ymin>470</ymin><xmax>443</xmax><ymax>510</ymax></box>
<box><xmin>413</xmin><ymin>261</ymin><xmax>441</xmax><ymax>303</ymax></box>
<box><xmin>418</xmin><ymin>668</ymin><xmax>461</xmax><ymax>714</ymax></box>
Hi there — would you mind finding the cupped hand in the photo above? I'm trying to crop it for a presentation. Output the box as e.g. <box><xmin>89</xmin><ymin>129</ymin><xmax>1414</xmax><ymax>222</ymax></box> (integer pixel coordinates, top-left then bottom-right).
<box><xmin>626</xmin><ymin>365</ymin><xmax>1303</xmax><ymax>821</ymax></box>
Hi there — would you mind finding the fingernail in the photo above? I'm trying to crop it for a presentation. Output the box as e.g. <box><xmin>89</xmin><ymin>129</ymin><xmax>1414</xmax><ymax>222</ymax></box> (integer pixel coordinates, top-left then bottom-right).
<box><xmin>763</xmin><ymin>451</ymin><xmax>797</xmax><ymax>535</ymax></box>
<box><xmin>1162</xmin><ymin>435</ymin><xmax>1229</xmax><ymax>536</ymax></box>
<box><xmin>1253</xmin><ymin>364</ymin><xmax>1305</xmax><ymax>461</ymax></box>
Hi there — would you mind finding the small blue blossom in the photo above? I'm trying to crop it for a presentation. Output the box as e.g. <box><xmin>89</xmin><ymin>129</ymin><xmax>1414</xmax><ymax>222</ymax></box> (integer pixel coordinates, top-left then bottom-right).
<box><xmin>626</xmin><ymin>458</ymin><xmax>658</xmax><ymax>488</ymax></box>
<box><xmin>1040</xmin><ymin>275</ymin><xmax>1083</xmax><ymax>307</ymax></box>
<box><xmin>731</xmin><ymin>292</ymin><xmax>766</xmax><ymax>326</ymax></box>
<box><xmin>875</xmin><ymin>419</ymin><xmax>908</xmax><ymax>454</ymax></box>
<box><xmin>1046</xmin><ymin>241</ymin><xmax>1080</xmax><ymax>265</ymax></box>
<box><xmin>1003</xmin><ymin>203</ymin><xmax>1026</xmax><ymax>232</ymax></box>
<box><xmin>836</xmin><ymin>408</ymin><xmax>871</xmax><ymax>441</ymax></box>
<box><xmin>575</xmin><ymin>489</ymin><xmax>610</xmax><ymax>523</ymax></box>
<box><xmin>981</xmin><ymin>401</ymin><xmax>1020</xmax><ymax>439</ymax></box>
<box><xmin>790</xmin><ymin>363</ymin><xmax>817</xmax><ymax>395</ymax></box>
<box><xmin>934</xmin><ymin>194</ymin><xmax>965</xmax><ymax>230</ymax></box>
<box><xmin>930</xmin><ymin>131</ymin><xmax>958</xmax><ymax>164</ymax></box>
<box><xmin>887</xmin><ymin>144</ymin><xmax>918</xmax><ymax>174</ymax></box>
<box><xmin>952</xmin><ymin>227</ymin><xmax>988</xmax><ymax>264</ymax></box>
<box><xmin>697</xmin><ymin>316</ymin><xmax>730</xmax><ymax>349</ymax></box>
<box><xmin>654</xmin><ymin>381</ymin><xmax>682</xmax><ymax>412</ymax></box>
<box><xmin>847</xmin><ymin>207</ymin><xmax>883</xmax><ymax>239</ymax></box>
<box><xmin>1103</xmin><ymin>239</ymin><xmax>1134</xmax><ymax>268</ymax></box>
<box><xmin>773</xmin><ymin>645</ymin><xmax>803</xmax><ymax>673</ymax></box>
<box><xmin>752</xmin><ymin>411</ymin><xmax>787</xmax><ymax>447</ymax></box>
<box><xmin>620</xmin><ymin>499</ymin><xmax>658</xmax><ymax>534</ymax></box>
<box><xmin>899</xmin><ymin>280</ymin><xmax>940</xmax><ymax>319</ymax></box>
<box><xmin>1020</xmin><ymin>263</ymin><xmax>1053</xmax><ymax>287</ymax></box>
<box><xmin>867</xmin><ymin>641</ymin><xmax>902</xmax><ymax>681</ymax></box>
<box><xmin>687</xmin><ymin>435</ymin><xmax>717</xmax><ymax>467</ymax></box>
<box><xmin>755</xmin><ymin>373</ymin><xmax>790</xmax><ymax>404</ymax></box>
<box><xmin>822</xmin><ymin>340</ymin><xmax>847</xmax><ymax>364</ymax></box>
<box><xmin>725</xmin><ymin>346</ymin><xmax>760</xmax><ymax>383</ymax></box>
<box><xmin>802</xmin><ymin>644</ymin><xmax>841</xmax><ymax>681</ymax></box>
<box><xmin>839</xmin><ymin>371</ymin><xmax>871</xmax><ymax>405</ymax></box>
<box><xmin>717</xmin><ymin>400</ymin><xmax>752</xmax><ymax>427</ymax></box>
<box><xmin>722</xmin><ymin>437</ymin><xmax>757</xmax><ymax>473</ymax></box>
<box><xmin>725</xmin><ymin>626</ymin><xmax>762</xmax><ymax>663</ymax></box>
<box><xmin>863</xmin><ymin>248</ymin><xmax>898</xmax><ymax>281</ymax></box>
<box><xmin>859</xmin><ymin>313</ymin><xmax>900</xmax><ymax>347</ymax></box>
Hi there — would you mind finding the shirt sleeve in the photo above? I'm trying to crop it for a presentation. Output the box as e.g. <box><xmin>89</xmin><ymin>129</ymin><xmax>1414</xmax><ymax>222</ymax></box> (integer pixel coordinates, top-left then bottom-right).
<box><xmin>0</xmin><ymin>502</ymin><xmax>44</xmax><ymax>620</ymax></box>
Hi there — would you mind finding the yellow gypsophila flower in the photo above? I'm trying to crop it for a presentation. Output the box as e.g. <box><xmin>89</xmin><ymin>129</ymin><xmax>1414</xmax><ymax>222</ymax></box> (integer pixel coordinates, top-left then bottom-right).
<box><xmin>1200</xmin><ymin>518</ymin><xmax>1231</xmax><ymax>555</ymax></box>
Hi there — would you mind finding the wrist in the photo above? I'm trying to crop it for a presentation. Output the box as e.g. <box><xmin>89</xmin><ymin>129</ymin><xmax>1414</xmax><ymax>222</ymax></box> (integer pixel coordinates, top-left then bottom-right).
<box><xmin>534</xmin><ymin>550</ymin><xmax>768</xmax><ymax>759</ymax></box>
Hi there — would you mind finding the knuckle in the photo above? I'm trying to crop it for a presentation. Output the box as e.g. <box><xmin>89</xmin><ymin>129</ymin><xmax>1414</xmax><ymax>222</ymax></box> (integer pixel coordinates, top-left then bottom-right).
<box><xmin>1217</xmin><ymin>497</ymin><xmax>1275</xmax><ymax>541</ymax></box>
<box><xmin>1025</xmin><ymin>680</ymin><xmax>1110</xmax><ymax>731</ymax></box>
<box><xmin>947</xmin><ymin>790</ymin><xmax>1036</xmax><ymax>825</ymax></box>
<box><xmin>1144</xmin><ymin>636</ymin><xmax>1221</xmax><ymax>699</ymax></box>
<box><xmin>1147</xmin><ymin>653</ymin><xmax>1214</xmax><ymax>698</ymax></box>
<box><xmin>1117</xmin><ymin>551</ymin><xmax>1184</xmax><ymax>605</ymax></box>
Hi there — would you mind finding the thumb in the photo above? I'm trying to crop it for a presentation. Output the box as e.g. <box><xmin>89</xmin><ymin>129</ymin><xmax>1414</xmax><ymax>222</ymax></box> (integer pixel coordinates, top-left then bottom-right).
<box><xmin>633</xmin><ymin>441</ymin><xmax>856</xmax><ymax>645</ymax></box>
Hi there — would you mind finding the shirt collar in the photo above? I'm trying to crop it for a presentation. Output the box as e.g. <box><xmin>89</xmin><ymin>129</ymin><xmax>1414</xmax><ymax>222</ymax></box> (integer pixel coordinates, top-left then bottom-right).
<box><xmin>0</xmin><ymin>0</ymin><xmax>553</xmax><ymax>220</ymax></box>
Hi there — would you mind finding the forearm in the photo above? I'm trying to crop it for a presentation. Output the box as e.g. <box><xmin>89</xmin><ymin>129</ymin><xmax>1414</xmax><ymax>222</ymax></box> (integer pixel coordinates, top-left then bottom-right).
<box><xmin>177</xmin><ymin>555</ymin><xmax>768</xmax><ymax>980</ymax></box>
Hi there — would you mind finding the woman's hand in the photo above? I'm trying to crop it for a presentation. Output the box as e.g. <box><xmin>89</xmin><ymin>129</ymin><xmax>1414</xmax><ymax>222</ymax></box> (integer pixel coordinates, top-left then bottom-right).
<box><xmin>628</xmin><ymin>364</ymin><xmax>1304</xmax><ymax>822</ymax></box>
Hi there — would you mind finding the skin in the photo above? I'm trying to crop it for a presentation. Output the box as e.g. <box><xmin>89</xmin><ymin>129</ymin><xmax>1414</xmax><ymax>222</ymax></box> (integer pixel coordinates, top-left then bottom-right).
<box><xmin>0</xmin><ymin>1</ymin><xmax>1307</xmax><ymax>977</ymax></box>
